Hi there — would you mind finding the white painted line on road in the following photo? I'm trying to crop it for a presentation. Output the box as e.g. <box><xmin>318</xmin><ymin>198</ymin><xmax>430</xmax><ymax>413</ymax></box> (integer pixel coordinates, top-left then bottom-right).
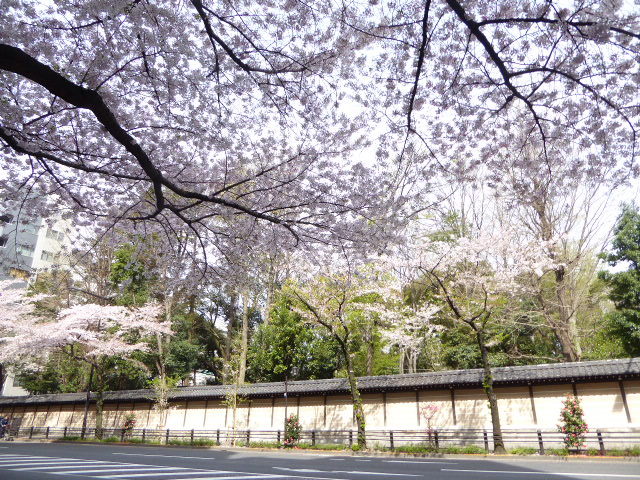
<box><xmin>355</xmin><ymin>459</ymin><xmax>371</xmax><ymax>462</ymax></box>
<box><xmin>12</xmin><ymin>462</ymin><xmax>111</xmax><ymax>470</ymax></box>
<box><xmin>165</xmin><ymin>477</ymin><xmax>288</xmax><ymax>480</ymax></box>
<box><xmin>442</xmin><ymin>469</ymin><xmax>640</xmax><ymax>478</ymax></box>
<box><xmin>0</xmin><ymin>457</ymin><xmax>52</xmax><ymax>462</ymax></box>
<box><xmin>94</xmin><ymin>470</ymin><xmax>215</xmax><ymax>478</ymax></box>
<box><xmin>61</xmin><ymin>466</ymin><xmax>184</xmax><ymax>475</ymax></box>
<box><xmin>0</xmin><ymin>460</ymin><xmax>104</xmax><ymax>467</ymax></box>
<box><xmin>273</xmin><ymin>466</ymin><xmax>421</xmax><ymax>476</ymax></box>
<box><xmin>113</xmin><ymin>453</ymin><xmax>217</xmax><ymax>460</ymax></box>
<box><xmin>385</xmin><ymin>460</ymin><xmax>458</xmax><ymax>464</ymax></box>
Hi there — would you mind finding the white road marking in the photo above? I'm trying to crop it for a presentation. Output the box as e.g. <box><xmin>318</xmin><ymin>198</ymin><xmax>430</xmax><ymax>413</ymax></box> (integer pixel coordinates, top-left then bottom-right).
<box><xmin>12</xmin><ymin>463</ymin><xmax>112</xmax><ymax>470</ymax></box>
<box><xmin>113</xmin><ymin>453</ymin><xmax>217</xmax><ymax>460</ymax></box>
<box><xmin>354</xmin><ymin>459</ymin><xmax>371</xmax><ymax>462</ymax></box>
<box><xmin>442</xmin><ymin>469</ymin><xmax>640</xmax><ymax>478</ymax></box>
<box><xmin>93</xmin><ymin>470</ymin><xmax>213</xmax><ymax>478</ymax></box>
<box><xmin>61</xmin><ymin>466</ymin><xmax>184</xmax><ymax>475</ymax></box>
<box><xmin>273</xmin><ymin>466</ymin><xmax>420</xmax><ymax>476</ymax></box>
<box><xmin>385</xmin><ymin>460</ymin><xmax>458</xmax><ymax>464</ymax></box>
<box><xmin>165</xmin><ymin>477</ymin><xmax>287</xmax><ymax>480</ymax></box>
<box><xmin>0</xmin><ymin>460</ymin><xmax>105</xmax><ymax>467</ymax></box>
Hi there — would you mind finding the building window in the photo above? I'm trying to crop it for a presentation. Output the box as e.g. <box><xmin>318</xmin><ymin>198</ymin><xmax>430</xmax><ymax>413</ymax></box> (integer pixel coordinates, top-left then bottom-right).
<box><xmin>16</xmin><ymin>244</ymin><xmax>34</xmax><ymax>257</ymax></box>
<box><xmin>0</xmin><ymin>235</ymin><xmax>7</xmax><ymax>247</ymax></box>
<box><xmin>46</xmin><ymin>229</ymin><xmax>64</xmax><ymax>242</ymax></box>
<box><xmin>41</xmin><ymin>250</ymin><xmax>54</xmax><ymax>262</ymax></box>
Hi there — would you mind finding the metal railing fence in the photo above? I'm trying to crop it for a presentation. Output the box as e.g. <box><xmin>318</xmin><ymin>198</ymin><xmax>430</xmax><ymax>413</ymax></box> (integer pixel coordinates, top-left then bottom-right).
<box><xmin>7</xmin><ymin>426</ymin><xmax>640</xmax><ymax>454</ymax></box>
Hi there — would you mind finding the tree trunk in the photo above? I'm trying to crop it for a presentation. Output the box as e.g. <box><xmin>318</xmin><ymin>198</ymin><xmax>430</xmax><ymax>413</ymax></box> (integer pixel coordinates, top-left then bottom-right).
<box><xmin>366</xmin><ymin>325</ymin><xmax>375</xmax><ymax>376</ymax></box>
<box><xmin>95</xmin><ymin>390</ymin><xmax>104</xmax><ymax>439</ymax></box>
<box><xmin>343</xmin><ymin>347</ymin><xmax>366</xmax><ymax>448</ymax></box>
<box><xmin>223</xmin><ymin>292</ymin><xmax>238</xmax><ymax>383</ymax></box>
<box><xmin>475</xmin><ymin>328</ymin><xmax>505</xmax><ymax>454</ymax></box>
<box><xmin>238</xmin><ymin>291</ymin><xmax>250</xmax><ymax>384</ymax></box>
<box><xmin>94</xmin><ymin>367</ymin><xmax>105</xmax><ymax>439</ymax></box>
<box><xmin>554</xmin><ymin>267</ymin><xmax>581</xmax><ymax>361</ymax></box>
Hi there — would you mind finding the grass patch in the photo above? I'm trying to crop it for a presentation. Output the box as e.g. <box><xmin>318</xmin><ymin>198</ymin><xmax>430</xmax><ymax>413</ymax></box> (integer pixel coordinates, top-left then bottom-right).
<box><xmin>101</xmin><ymin>436</ymin><xmax>121</xmax><ymax>443</ymax></box>
<box><xmin>248</xmin><ymin>441</ymin><xmax>281</xmax><ymax>449</ymax></box>
<box><xmin>312</xmin><ymin>443</ymin><xmax>349</xmax><ymax>451</ymax></box>
<box><xmin>166</xmin><ymin>438</ymin><xmax>217</xmax><ymax>447</ymax></box>
<box><xmin>546</xmin><ymin>448</ymin><xmax>569</xmax><ymax>456</ymax></box>
<box><xmin>390</xmin><ymin>444</ymin><xmax>438</xmax><ymax>454</ymax></box>
<box><xmin>509</xmin><ymin>447</ymin><xmax>538</xmax><ymax>455</ymax></box>
<box><xmin>441</xmin><ymin>445</ymin><xmax>487</xmax><ymax>454</ymax></box>
<box><xmin>603</xmin><ymin>446</ymin><xmax>640</xmax><ymax>457</ymax></box>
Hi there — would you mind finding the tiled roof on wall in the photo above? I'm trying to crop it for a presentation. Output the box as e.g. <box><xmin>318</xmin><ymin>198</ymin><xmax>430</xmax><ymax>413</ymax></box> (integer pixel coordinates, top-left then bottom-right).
<box><xmin>1</xmin><ymin>357</ymin><xmax>638</xmax><ymax>406</ymax></box>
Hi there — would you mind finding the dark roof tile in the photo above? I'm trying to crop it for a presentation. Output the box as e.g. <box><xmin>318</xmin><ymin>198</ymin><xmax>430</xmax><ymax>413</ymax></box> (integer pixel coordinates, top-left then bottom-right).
<box><xmin>1</xmin><ymin>358</ymin><xmax>638</xmax><ymax>406</ymax></box>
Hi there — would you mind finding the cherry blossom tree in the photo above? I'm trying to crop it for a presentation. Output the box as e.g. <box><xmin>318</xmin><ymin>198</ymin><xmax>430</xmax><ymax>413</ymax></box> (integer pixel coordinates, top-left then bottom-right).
<box><xmin>382</xmin><ymin>303</ymin><xmax>441</xmax><ymax>374</ymax></box>
<box><xmin>0</xmin><ymin>279</ymin><xmax>43</xmax><ymax>388</ymax></box>
<box><xmin>409</xmin><ymin>226</ymin><xmax>557</xmax><ymax>453</ymax></box>
<box><xmin>0</xmin><ymin>281</ymin><xmax>167</xmax><ymax>435</ymax></box>
<box><xmin>0</xmin><ymin>0</ymin><xmax>404</xmax><ymax>269</ymax></box>
<box><xmin>1</xmin><ymin>1</ymin><xmax>636</xmax><ymax>274</ymax></box>
<box><xmin>290</xmin><ymin>263</ymin><xmax>393</xmax><ymax>448</ymax></box>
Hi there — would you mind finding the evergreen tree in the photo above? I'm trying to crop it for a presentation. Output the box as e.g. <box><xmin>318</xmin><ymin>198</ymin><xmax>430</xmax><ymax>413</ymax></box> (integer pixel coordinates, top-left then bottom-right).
<box><xmin>599</xmin><ymin>205</ymin><xmax>640</xmax><ymax>356</ymax></box>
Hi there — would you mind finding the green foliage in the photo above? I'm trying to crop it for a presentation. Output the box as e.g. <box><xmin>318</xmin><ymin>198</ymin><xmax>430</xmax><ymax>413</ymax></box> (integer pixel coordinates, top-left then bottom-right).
<box><xmin>284</xmin><ymin>414</ymin><xmax>302</xmax><ymax>448</ymax></box>
<box><xmin>247</xmin><ymin>297</ymin><xmax>339</xmax><ymax>382</ymax></box>
<box><xmin>509</xmin><ymin>447</ymin><xmax>538</xmax><ymax>455</ymax></box>
<box><xmin>599</xmin><ymin>204</ymin><xmax>640</xmax><ymax>356</ymax></box>
<box><xmin>110</xmin><ymin>243</ymin><xmax>152</xmax><ymax>306</ymax></box>
<box><xmin>558</xmin><ymin>395</ymin><xmax>588</xmax><ymax>449</ymax></box>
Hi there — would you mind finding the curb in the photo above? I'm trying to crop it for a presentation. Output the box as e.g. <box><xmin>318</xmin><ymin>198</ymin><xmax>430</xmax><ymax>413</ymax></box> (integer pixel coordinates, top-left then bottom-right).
<box><xmin>10</xmin><ymin>439</ymin><xmax>640</xmax><ymax>462</ymax></box>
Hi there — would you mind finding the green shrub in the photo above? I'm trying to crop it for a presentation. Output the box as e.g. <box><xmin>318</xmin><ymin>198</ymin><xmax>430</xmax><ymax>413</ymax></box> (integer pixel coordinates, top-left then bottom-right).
<box><xmin>311</xmin><ymin>444</ymin><xmax>348</xmax><ymax>451</ymax></box>
<box><xmin>102</xmin><ymin>436</ymin><xmax>120</xmax><ymax>443</ymax></box>
<box><xmin>605</xmin><ymin>446</ymin><xmax>640</xmax><ymax>457</ymax></box>
<box><xmin>248</xmin><ymin>441</ymin><xmax>280</xmax><ymax>449</ymax></box>
<box><xmin>61</xmin><ymin>436</ymin><xmax>81</xmax><ymax>442</ymax></box>
<box><xmin>393</xmin><ymin>444</ymin><xmax>437</xmax><ymax>454</ymax></box>
<box><xmin>284</xmin><ymin>415</ymin><xmax>302</xmax><ymax>448</ymax></box>
<box><xmin>509</xmin><ymin>447</ymin><xmax>538</xmax><ymax>455</ymax></box>
<box><xmin>546</xmin><ymin>448</ymin><xmax>569</xmax><ymax>456</ymax></box>
<box><xmin>167</xmin><ymin>438</ymin><xmax>216</xmax><ymax>447</ymax></box>
<box><xmin>558</xmin><ymin>395</ymin><xmax>588</xmax><ymax>450</ymax></box>
<box><xmin>442</xmin><ymin>445</ymin><xmax>486</xmax><ymax>454</ymax></box>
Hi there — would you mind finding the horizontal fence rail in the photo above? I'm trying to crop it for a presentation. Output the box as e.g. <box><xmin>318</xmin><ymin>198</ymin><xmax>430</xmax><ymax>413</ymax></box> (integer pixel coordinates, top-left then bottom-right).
<box><xmin>5</xmin><ymin>426</ymin><xmax>640</xmax><ymax>453</ymax></box>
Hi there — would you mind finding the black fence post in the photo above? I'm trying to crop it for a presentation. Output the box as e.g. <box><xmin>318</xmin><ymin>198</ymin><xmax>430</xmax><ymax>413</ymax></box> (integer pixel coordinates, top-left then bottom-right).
<box><xmin>389</xmin><ymin>431</ymin><xmax>394</xmax><ymax>450</ymax></box>
<box><xmin>349</xmin><ymin>430</ymin><xmax>353</xmax><ymax>448</ymax></box>
<box><xmin>142</xmin><ymin>429</ymin><xmax>146</xmax><ymax>442</ymax></box>
<box><xmin>277</xmin><ymin>430</ymin><xmax>281</xmax><ymax>444</ymax></box>
<box><xmin>312</xmin><ymin>430</ymin><xmax>316</xmax><ymax>446</ymax></box>
<box><xmin>191</xmin><ymin>429</ymin><xmax>195</xmax><ymax>445</ymax></box>
<box><xmin>81</xmin><ymin>427</ymin><xmax>86</xmax><ymax>440</ymax></box>
<box><xmin>246</xmin><ymin>430</ymin><xmax>251</xmax><ymax>445</ymax></box>
<box><xmin>63</xmin><ymin>426</ymin><xmax>68</xmax><ymax>438</ymax></box>
<box><xmin>120</xmin><ymin>428</ymin><xmax>125</xmax><ymax>442</ymax></box>
<box><xmin>29</xmin><ymin>426</ymin><xmax>34</xmax><ymax>439</ymax></box>
<box><xmin>45</xmin><ymin>427</ymin><xmax>50</xmax><ymax>439</ymax></box>
<box><xmin>216</xmin><ymin>429</ymin><xmax>221</xmax><ymax>446</ymax></box>
<box><xmin>483</xmin><ymin>430</ymin><xmax>489</xmax><ymax>452</ymax></box>
<box><xmin>434</xmin><ymin>429</ymin><xmax>439</xmax><ymax>451</ymax></box>
<box><xmin>537</xmin><ymin>430</ymin><xmax>545</xmax><ymax>455</ymax></box>
<box><xmin>165</xmin><ymin>428</ymin><xmax>170</xmax><ymax>444</ymax></box>
<box><xmin>597</xmin><ymin>430</ymin><xmax>606</xmax><ymax>456</ymax></box>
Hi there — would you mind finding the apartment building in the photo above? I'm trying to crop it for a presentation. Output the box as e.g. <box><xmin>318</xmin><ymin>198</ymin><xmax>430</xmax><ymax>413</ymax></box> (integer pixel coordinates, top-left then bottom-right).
<box><xmin>0</xmin><ymin>208</ymin><xmax>71</xmax><ymax>280</ymax></box>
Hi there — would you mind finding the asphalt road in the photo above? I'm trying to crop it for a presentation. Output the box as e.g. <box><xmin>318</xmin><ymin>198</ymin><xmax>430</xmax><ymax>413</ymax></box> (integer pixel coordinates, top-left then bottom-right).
<box><xmin>0</xmin><ymin>441</ymin><xmax>638</xmax><ymax>480</ymax></box>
